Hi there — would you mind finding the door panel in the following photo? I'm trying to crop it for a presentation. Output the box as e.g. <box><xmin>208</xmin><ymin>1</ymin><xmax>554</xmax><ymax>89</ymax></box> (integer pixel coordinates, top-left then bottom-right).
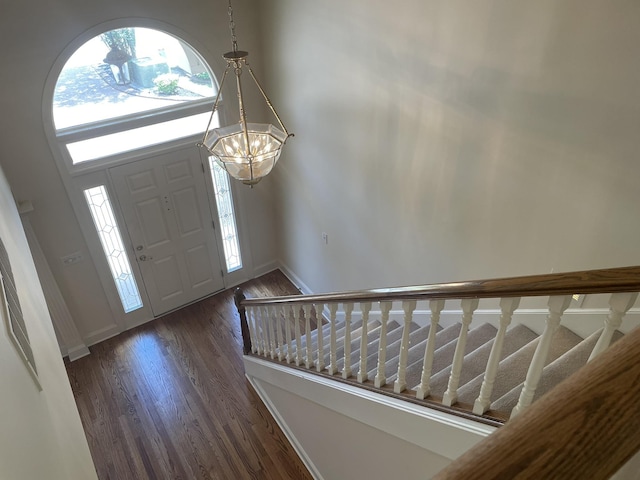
<box><xmin>173</xmin><ymin>188</ymin><xmax>203</xmax><ymax>235</ymax></box>
<box><xmin>137</xmin><ymin>198</ymin><xmax>171</xmax><ymax>248</ymax></box>
<box><xmin>110</xmin><ymin>148</ymin><xmax>224</xmax><ymax>316</ymax></box>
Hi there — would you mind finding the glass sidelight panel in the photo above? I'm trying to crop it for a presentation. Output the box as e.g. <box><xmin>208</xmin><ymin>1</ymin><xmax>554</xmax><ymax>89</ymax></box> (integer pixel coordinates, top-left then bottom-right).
<box><xmin>209</xmin><ymin>159</ymin><xmax>242</xmax><ymax>272</ymax></box>
<box><xmin>84</xmin><ymin>185</ymin><xmax>143</xmax><ymax>313</ymax></box>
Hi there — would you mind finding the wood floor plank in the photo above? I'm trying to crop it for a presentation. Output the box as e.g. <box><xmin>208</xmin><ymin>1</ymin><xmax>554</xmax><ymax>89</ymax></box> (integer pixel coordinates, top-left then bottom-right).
<box><xmin>66</xmin><ymin>270</ymin><xmax>311</xmax><ymax>480</ymax></box>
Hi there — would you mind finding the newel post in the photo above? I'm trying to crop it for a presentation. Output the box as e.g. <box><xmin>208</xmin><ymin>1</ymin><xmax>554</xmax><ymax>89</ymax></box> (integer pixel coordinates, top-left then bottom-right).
<box><xmin>234</xmin><ymin>287</ymin><xmax>252</xmax><ymax>355</ymax></box>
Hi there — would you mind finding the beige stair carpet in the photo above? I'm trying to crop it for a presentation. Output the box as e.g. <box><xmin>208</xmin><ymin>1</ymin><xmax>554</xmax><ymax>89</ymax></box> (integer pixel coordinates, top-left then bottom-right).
<box><xmin>426</xmin><ymin>324</ymin><xmax>538</xmax><ymax>400</ymax></box>
<box><xmin>490</xmin><ymin>328</ymin><xmax>624</xmax><ymax>412</ymax></box>
<box><xmin>373</xmin><ymin>324</ymin><xmax>434</xmax><ymax>380</ymax></box>
<box><xmin>401</xmin><ymin>323</ymin><xmax>463</xmax><ymax>390</ymax></box>
<box><xmin>456</xmin><ymin>325</ymin><xmax>583</xmax><ymax>408</ymax></box>
<box><xmin>399</xmin><ymin>323</ymin><xmax>497</xmax><ymax>397</ymax></box>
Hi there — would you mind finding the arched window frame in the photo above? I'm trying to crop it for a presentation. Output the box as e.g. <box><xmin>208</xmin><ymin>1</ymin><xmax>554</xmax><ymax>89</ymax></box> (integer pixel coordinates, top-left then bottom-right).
<box><xmin>43</xmin><ymin>18</ymin><xmax>228</xmax><ymax>176</ymax></box>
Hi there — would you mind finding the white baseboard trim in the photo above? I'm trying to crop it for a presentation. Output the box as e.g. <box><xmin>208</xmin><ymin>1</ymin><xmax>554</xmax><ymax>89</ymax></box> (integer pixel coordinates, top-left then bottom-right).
<box><xmin>276</xmin><ymin>261</ymin><xmax>313</xmax><ymax>295</ymax></box>
<box><xmin>253</xmin><ymin>260</ymin><xmax>279</xmax><ymax>278</ymax></box>
<box><xmin>66</xmin><ymin>343</ymin><xmax>91</xmax><ymax>361</ymax></box>
<box><xmin>83</xmin><ymin>324</ymin><xmax>121</xmax><ymax>348</ymax></box>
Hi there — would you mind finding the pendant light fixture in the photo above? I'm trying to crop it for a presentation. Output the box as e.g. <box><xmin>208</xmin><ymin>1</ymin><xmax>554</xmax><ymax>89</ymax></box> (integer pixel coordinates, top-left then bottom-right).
<box><xmin>199</xmin><ymin>0</ymin><xmax>293</xmax><ymax>186</ymax></box>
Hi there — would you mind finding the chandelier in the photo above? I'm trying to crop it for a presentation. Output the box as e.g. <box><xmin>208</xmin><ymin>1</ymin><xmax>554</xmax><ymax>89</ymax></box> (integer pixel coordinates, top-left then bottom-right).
<box><xmin>199</xmin><ymin>0</ymin><xmax>293</xmax><ymax>186</ymax></box>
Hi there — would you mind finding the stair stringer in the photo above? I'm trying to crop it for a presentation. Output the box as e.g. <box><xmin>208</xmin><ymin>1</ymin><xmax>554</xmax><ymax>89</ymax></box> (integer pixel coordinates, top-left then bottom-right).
<box><xmin>244</xmin><ymin>356</ymin><xmax>495</xmax><ymax>480</ymax></box>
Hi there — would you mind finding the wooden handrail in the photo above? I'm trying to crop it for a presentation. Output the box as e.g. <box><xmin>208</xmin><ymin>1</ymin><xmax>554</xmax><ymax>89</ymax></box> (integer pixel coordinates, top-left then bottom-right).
<box><xmin>432</xmin><ymin>324</ymin><xmax>640</xmax><ymax>480</ymax></box>
<box><xmin>239</xmin><ymin>266</ymin><xmax>640</xmax><ymax>307</ymax></box>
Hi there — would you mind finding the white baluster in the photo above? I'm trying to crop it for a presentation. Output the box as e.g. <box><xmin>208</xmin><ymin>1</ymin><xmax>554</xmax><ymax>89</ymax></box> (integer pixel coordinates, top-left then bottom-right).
<box><xmin>265</xmin><ymin>306</ymin><xmax>277</xmax><ymax>359</ymax></box>
<box><xmin>272</xmin><ymin>305</ymin><xmax>285</xmax><ymax>361</ymax></box>
<box><xmin>588</xmin><ymin>292</ymin><xmax>638</xmax><ymax>362</ymax></box>
<box><xmin>328</xmin><ymin>303</ymin><xmax>339</xmax><ymax>375</ymax></box>
<box><xmin>357</xmin><ymin>302</ymin><xmax>372</xmax><ymax>383</ymax></box>
<box><xmin>415</xmin><ymin>299</ymin><xmax>445</xmax><ymax>400</ymax></box>
<box><xmin>282</xmin><ymin>305</ymin><xmax>293</xmax><ymax>363</ymax></box>
<box><xmin>314</xmin><ymin>304</ymin><xmax>325</xmax><ymax>372</ymax></box>
<box><xmin>294</xmin><ymin>305</ymin><xmax>303</xmax><ymax>366</ymax></box>
<box><xmin>256</xmin><ymin>307</ymin><xmax>267</xmax><ymax>356</ymax></box>
<box><xmin>511</xmin><ymin>295</ymin><xmax>572</xmax><ymax>418</ymax></box>
<box><xmin>261</xmin><ymin>306</ymin><xmax>271</xmax><ymax>356</ymax></box>
<box><xmin>473</xmin><ymin>297</ymin><xmax>521</xmax><ymax>415</ymax></box>
<box><xmin>303</xmin><ymin>304</ymin><xmax>313</xmax><ymax>369</ymax></box>
<box><xmin>442</xmin><ymin>298</ymin><xmax>480</xmax><ymax>406</ymax></box>
<box><xmin>342</xmin><ymin>303</ymin><xmax>354</xmax><ymax>379</ymax></box>
<box><xmin>248</xmin><ymin>307</ymin><xmax>259</xmax><ymax>354</ymax></box>
<box><xmin>394</xmin><ymin>300</ymin><xmax>418</xmax><ymax>393</ymax></box>
<box><xmin>374</xmin><ymin>301</ymin><xmax>393</xmax><ymax>388</ymax></box>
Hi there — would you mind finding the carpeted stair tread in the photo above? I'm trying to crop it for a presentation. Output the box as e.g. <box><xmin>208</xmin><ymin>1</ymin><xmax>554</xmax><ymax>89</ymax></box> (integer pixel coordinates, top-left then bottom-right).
<box><xmin>344</xmin><ymin>321</ymin><xmax>423</xmax><ymax>373</ymax></box>
<box><xmin>387</xmin><ymin>323</ymin><xmax>467</xmax><ymax>385</ymax></box>
<box><xmin>402</xmin><ymin>323</ymin><xmax>497</xmax><ymax>396</ymax></box>
<box><xmin>367</xmin><ymin>323</ymin><xmax>433</xmax><ymax>381</ymax></box>
<box><xmin>401</xmin><ymin>323</ymin><xmax>464</xmax><ymax>390</ymax></box>
<box><xmin>379</xmin><ymin>323</ymin><xmax>449</xmax><ymax>382</ymax></box>
<box><xmin>292</xmin><ymin>318</ymin><xmax>364</xmax><ymax>358</ymax></box>
<box><xmin>335</xmin><ymin>319</ymin><xmax>388</xmax><ymax>370</ymax></box>
<box><xmin>421</xmin><ymin>324</ymin><xmax>539</xmax><ymax>399</ymax></box>
<box><xmin>456</xmin><ymin>324</ymin><xmax>582</xmax><ymax>408</ymax></box>
<box><xmin>355</xmin><ymin>321</ymin><xmax>408</xmax><ymax>376</ymax></box>
<box><xmin>323</xmin><ymin>318</ymin><xmax>378</xmax><ymax>367</ymax></box>
<box><xmin>490</xmin><ymin>328</ymin><xmax>623</xmax><ymax>412</ymax></box>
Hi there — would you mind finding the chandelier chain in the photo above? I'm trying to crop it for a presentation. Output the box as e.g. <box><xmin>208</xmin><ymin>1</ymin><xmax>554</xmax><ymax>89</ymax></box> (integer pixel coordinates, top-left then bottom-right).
<box><xmin>227</xmin><ymin>0</ymin><xmax>239</xmax><ymax>53</ymax></box>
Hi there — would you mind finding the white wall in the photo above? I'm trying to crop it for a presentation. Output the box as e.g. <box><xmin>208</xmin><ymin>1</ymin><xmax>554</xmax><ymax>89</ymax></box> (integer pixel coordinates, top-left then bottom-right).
<box><xmin>259</xmin><ymin>0</ymin><xmax>640</xmax><ymax>294</ymax></box>
<box><xmin>0</xmin><ymin>166</ymin><xmax>97</xmax><ymax>479</ymax></box>
<box><xmin>0</xmin><ymin>0</ymin><xmax>278</xmax><ymax>344</ymax></box>
<box><xmin>245</xmin><ymin>357</ymin><xmax>494</xmax><ymax>479</ymax></box>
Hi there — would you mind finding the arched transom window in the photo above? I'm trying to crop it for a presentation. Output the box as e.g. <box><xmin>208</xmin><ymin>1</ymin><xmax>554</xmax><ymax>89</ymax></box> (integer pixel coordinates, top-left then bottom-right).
<box><xmin>52</xmin><ymin>27</ymin><xmax>218</xmax><ymax>166</ymax></box>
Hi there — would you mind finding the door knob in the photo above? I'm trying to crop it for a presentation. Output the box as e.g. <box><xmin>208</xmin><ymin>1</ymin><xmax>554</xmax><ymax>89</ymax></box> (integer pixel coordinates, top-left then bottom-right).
<box><xmin>139</xmin><ymin>254</ymin><xmax>147</xmax><ymax>261</ymax></box>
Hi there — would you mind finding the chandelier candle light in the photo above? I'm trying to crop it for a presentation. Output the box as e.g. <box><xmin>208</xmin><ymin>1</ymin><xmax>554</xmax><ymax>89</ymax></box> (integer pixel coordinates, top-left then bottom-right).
<box><xmin>199</xmin><ymin>0</ymin><xmax>293</xmax><ymax>186</ymax></box>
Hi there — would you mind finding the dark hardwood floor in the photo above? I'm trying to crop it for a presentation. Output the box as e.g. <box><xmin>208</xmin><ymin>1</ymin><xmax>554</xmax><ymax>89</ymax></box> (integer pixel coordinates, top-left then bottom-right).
<box><xmin>66</xmin><ymin>270</ymin><xmax>312</xmax><ymax>480</ymax></box>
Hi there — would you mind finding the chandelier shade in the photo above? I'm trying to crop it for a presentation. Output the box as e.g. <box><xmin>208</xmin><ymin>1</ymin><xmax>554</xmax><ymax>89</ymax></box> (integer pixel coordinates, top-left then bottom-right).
<box><xmin>203</xmin><ymin>122</ymin><xmax>288</xmax><ymax>186</ymax></box>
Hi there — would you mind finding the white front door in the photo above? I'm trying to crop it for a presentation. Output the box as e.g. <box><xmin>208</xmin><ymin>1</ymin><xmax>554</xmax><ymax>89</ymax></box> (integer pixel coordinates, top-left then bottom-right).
<box><xmin>110</xmin><ymin>147</ymin><xmax>224</xmax><ymax>317</ymax></box>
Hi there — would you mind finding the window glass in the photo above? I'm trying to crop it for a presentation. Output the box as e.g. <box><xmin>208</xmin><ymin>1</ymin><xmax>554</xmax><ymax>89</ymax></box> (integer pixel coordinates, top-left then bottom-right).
<box><xmin>53</xmin><ymin>27</ymin><xmax>216</xmax><ymax>130</ymax></box>
<box><xmin>209</xmin><ymin>159</ymin><xmax>242</xmax><ymax>272</ymax></box>
<box><xmin>67</xmin><ymin>112</ymin><xmax>215</xmax><ymax>163</ymax></box>
<box><xmin>84</xmin><ymin>186</ymin><xmax>143</xmax><ymax>313</ymax></box>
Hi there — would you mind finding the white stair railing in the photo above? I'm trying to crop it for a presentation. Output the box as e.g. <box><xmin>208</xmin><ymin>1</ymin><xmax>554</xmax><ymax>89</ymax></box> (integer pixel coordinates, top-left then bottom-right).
<box><xmin>588</xmin><ymin>292</ymin><xmax>638</xmax><ymax>362</ymax></box>
<box><xmin>510</xmin><ymin>295</ymin><xmax>572</xmax><ymax>418</ymax></box>
<box><xmin>236</xmin><ymin>266</ymin><xmax>640</xmax><ymax>425</ymax></box>
<box><xmin>442</xmin><ymin>298</ymin><xmax>479</xmax><ymax>406</ymax></box>
<box><xmin>342</xmin><ymin>303</ymin><xmax>354</xmax><ymax>379</ymax></box>
<box><xmin>294</xmin><ymin>305</ymin><xmax>303</xmax><ymax>366</ymax></box>
<box><xmin>473</xmin><ymin>297</ymin><xmax>520</xmax><ymax>415</ymax></box>
<box><xmin>303</xmin><ymin>304</ymin><xmax>313</xmax><ymax>369</ymax></box>
<box><xmin>248</xmin><ymin>307</ymin><xmax>259</xmax><ymax>355</ymax></box>
<box><xmin>357</xmin><ymin>302</ymin><xmax>372</xmax><ymax>382</ymax></box>
<box><xmin>327</xmin><ymin>303</ymin><xmax>338</xmax><ymax>375</ymax></box>
<box><xmin>374</xmin><ymin>301</ymin><xmax>393</xmax><ymax>388</ymax></box>
<box><xmin>266</xmin><ymin>305</ymin><xmax>276</xmax><ymax>359</ymax></box>
<box><xmin>314</xmin><ymin>303</ymin><xmax>325</xmax><ymax>372</ymax></box>
<box><xmin>394</xmin><ymin>300</ymin><xmax>417</xmax><ymax>393</ymax></box>
<box><xmin>282</xmin><ymin>304</ymin><xmax>293</xmax><ymax>363</ymax></box>
<box><xmin>415</xmin><ymin>299</ymin><xmax>445</xmax><ymax>400</ymax></box>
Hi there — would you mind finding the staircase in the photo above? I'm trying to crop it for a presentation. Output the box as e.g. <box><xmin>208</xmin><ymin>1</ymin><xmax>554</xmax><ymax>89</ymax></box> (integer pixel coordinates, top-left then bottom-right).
<box><xmin>250</xmin><ymin>305</ymin><xmax>624</xmax><ymax>422</ymax></box>
<box><xmin>236</xmin><ymin>266</ymin><xmax>640</xmax><ymax>478</ymax></box>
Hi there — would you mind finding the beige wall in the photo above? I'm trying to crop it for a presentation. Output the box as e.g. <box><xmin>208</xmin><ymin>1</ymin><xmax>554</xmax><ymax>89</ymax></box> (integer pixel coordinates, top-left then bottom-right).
<box><xmin>0</xmin><ymin>166</ymin><xmax>97</xmax><ymax>479</ymax></box>
<box><xmin>260</xmin><ymin>0</ymin><xmax>640</xmax><ymax>294</ymax></box>
<box><xmin>0</xmin><ymin>0</ymin><xmax>277</xmax><ymax>343</ymax></box>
